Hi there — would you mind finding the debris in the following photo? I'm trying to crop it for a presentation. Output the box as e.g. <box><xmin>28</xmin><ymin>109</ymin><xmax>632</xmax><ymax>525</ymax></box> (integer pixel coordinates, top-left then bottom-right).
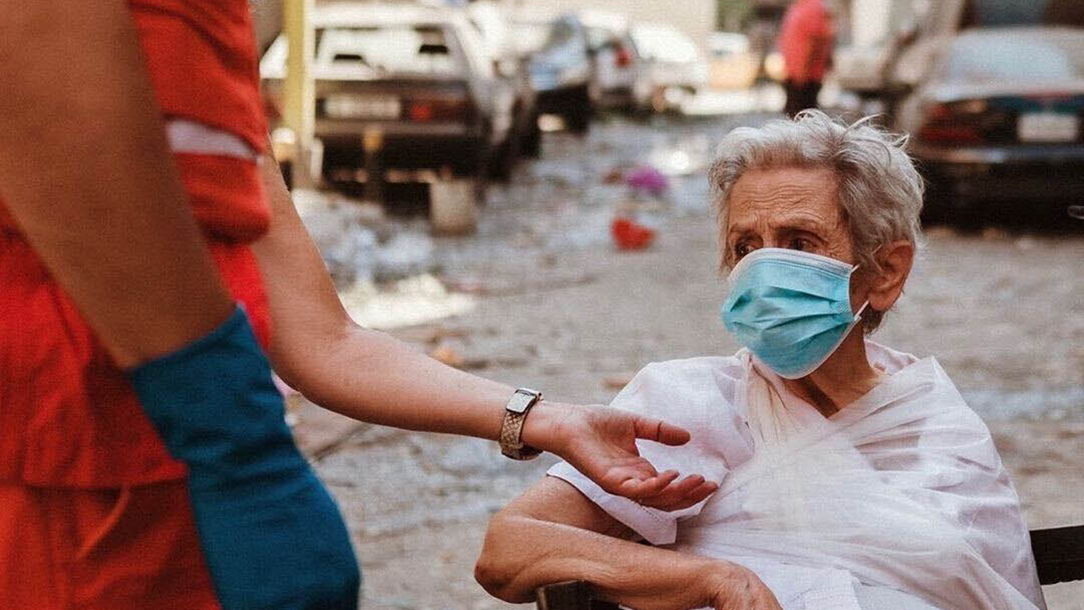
<box><xmin>611</xmin><ymin>216</ymin><xmax>656</xmax><ymax>250</ymax></box>
<box><xmin>924</xmin><ymin>225</ymin><xmax>957</xmax><ymax>239</ymax></box>
<box><xmin>625</xmin><ymin>165</ymin><xmax>669</xmax><ymax>196</ymax></box>
<box><xmin>294</xmin><ymin>191</ymin><xmax>379</xmax><ymax>284</ymax></box>
<box><xmin>1015</xmin><ymin>236</ymin><xmax>1037</xmax><ymax>251</ymax></box>
<box><xmin>339</xmin><ymin>274</ymin><xmax>476</xmax><ymax>330</ymax></box>
<box><xmin>602</xmin><ymin>373</ymin><xmax>636</xmax><ymax>390</ymax></box>
<box><xmin>430</xmin><ymin>342</ymin><xmax>466</xmax><ymax>369</ymax></box>
<box><xmin>602</xmin><ymin>168</ymin><xmax>625</xmax><ymax>184</ymax></box>
<box><xmin>981</xmin><ymin>226</ymin><xmax>1010</xmax><ymax>241</ymax></box>
<box><xmin>429</xmin><ymin>179</ymin><xmax>478</xmax><ymax>235</ymax></box>
<box><xmin>444</xmin><ymin>273</ymin><xmax>597</xmax><ymax>297</ymax></box>
<box><xmin>374</xmin><ymin>231</ymin><xmax>435</xmax><ymax>281</ymax></box>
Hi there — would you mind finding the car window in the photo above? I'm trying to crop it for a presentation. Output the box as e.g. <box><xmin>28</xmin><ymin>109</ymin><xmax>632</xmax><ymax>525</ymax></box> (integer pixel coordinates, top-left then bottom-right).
<box><xmin>544</xmin><ymin>18</ymin><xmax>579</xmax><ymax>49</ymax></box>
<box><xmin>941</xmin><ymin>31</ymin><xmax>1084</xmax><ymax>83</ymax></box>
<box><xmin>312</xmin><ymin>26</ymin><xmax>463</xmax><ymax>77</ymax></box>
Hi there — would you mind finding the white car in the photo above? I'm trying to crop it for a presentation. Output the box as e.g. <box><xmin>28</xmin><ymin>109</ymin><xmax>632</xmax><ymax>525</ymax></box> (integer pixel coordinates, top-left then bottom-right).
<box><xmin>629</xmin><ymin>23</ymin><xmax>709</xmax><ymax>112</ymax></box>
<box><xmin>579</xmin><ymin>10</ymin><xmax>640</xmax><ymax>110</ymax></box>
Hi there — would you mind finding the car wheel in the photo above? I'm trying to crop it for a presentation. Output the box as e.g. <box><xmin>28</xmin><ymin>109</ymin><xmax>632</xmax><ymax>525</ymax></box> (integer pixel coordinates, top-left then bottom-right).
<box><xmin>522</xmin><ymin>110</ymin><xmax>542</xmax><ymax>158</ymax></box>
<box><xmin>489</xmin><ymin>124</ymin><xmax>521</xmax><ymax>182</ymax></box>
<box><xmin>563</xmin><ymin>85</ymin><xmax>592</xmax><ymax>134</ymax></box>
<box><xmin>919</xmin><ymin>175</ymin><xmax>950</xmax><ymax>228</ymax></box>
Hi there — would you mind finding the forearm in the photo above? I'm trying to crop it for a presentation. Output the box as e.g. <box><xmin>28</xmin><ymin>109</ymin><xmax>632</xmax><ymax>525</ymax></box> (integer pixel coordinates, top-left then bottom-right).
<box><xmin>476</xmin><ymin>512</ymin><xmax>715</xmax><ymax>610</ymax></box>
<box><xmin>253</xmin><ymin>152</ymin><xmax>522</xmax><ymax>443</ymax></box>
<box><xmin>289</xmin><ymin>323</ymin><xmax>516</xmax><ymax>441</ymax></box>
<box><xmin>0</xmin><ymin>0</ymin><xmax>232</xmax><ymax>367</ymax></box>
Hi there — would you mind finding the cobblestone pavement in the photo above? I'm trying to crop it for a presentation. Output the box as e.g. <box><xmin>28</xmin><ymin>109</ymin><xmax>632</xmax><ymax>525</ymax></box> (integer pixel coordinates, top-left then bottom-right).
<box><xmin>291</xmin><ymin>115</ymin><xmax>1084</xmax><ymax>610</ymax></box>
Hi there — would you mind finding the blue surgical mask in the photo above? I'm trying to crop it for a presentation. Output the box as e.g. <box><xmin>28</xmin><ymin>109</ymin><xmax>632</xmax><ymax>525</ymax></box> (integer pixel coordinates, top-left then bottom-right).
<box><xmin>720</xmin><ymin>248</ymin><xmax>868</xmax><ymax>379</ymax></box>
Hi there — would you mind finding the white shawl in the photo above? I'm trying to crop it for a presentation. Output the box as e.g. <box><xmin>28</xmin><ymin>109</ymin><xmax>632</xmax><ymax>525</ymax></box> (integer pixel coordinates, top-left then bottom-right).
<box><xmin>548</xmin><ymin>342</ymin><xmax>1045</xmax><ymax>610</ymax></box>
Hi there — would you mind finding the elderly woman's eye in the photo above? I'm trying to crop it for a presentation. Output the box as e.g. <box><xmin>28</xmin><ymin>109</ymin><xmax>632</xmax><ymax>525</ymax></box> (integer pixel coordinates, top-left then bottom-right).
<box><xmin>788</xmin><ymin>238</ymin><xmax>814</xmax><ymax>252</ymax></box>
<box><xmin>734</xmin><ymin>242</ymin><xmax>753</xmax><ymax>259</ymax></box>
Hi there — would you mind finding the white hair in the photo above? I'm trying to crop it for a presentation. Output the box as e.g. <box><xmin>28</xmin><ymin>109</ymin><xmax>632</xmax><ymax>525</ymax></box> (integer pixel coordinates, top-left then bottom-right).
<box><xmin>708</xmin><ymin>110</ymin><xmax>924</xmax><ymax>333</ymax></box>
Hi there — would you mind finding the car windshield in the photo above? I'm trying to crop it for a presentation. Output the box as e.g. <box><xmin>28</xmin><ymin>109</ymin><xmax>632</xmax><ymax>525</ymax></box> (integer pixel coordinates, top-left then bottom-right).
<box><xmin>259</xmin><ymin>25</ymin><xmax>463</xmax><ymax>79</ymax></box>
<box><xmin>631</xmin><ymin>26</ymin><xmax>700</xmax><ymax>63</ymax></box>
<box><xmin>315</xmin><ymin>26</ymin><xmax>461</xmax><ymax>77</ymax></box>
<box><xmin>542</xmin><ymin>18</ymin><xmax>578</xmax><ymax>50</ymax></box>
<box><xmin>941</xmin><ymin>30</ymin><xmax>1084</xmax><ymax>83</ymax></box>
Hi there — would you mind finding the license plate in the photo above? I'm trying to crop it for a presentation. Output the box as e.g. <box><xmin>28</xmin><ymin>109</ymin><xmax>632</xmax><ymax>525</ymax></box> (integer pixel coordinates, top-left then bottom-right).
<box><xmin>324</xmin><ymin>94</ymin><xmax>401</xmax><ymax>120</ymax></box>
<box><xmin>1017</xmin><ymin>112</ymin><xmax>1079</xmax><ymax>142</ymax></box>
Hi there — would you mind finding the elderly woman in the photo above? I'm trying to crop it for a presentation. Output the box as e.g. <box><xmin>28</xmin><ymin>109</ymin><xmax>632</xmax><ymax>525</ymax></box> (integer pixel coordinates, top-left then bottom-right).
<box><xmin>473</xmin><ymin>111</ymin><xmax>1046</xmax><ymax>610</ymax></box>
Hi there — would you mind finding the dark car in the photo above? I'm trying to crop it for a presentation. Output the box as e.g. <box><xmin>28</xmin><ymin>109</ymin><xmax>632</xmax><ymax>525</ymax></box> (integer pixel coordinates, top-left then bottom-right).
<box><xmin>515</xmin><ymin>14</ymin><xmax>594</xmax><ymax>134</ymax></box>
<box><xmin>260</xmin><ymin>3</ymin><xmax>518</xmax><ymax>200</ymax></box>
<box><xmin>895</xmin><ymin>27</ymin><xmax>1084</xmax><ymax>222</ymax></box>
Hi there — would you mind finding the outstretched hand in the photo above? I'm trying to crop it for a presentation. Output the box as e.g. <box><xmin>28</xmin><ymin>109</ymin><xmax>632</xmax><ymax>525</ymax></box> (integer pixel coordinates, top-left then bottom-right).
<box><xmin>521</xmin><ymin>402</ymin><xmax>718</xmax><ymax>511</ymax></box>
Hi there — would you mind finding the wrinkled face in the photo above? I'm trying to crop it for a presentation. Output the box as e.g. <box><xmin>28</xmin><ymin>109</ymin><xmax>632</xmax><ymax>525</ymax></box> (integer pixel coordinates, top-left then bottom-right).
<box><xmin>724</xmin><ymin>167</ymin><xmax>867</xmax><ymax>311</ymax></box>
<box><xmin>724</xmin><ymin>167</ymin><xmax>853</xmax><ymax>267</ymax></box>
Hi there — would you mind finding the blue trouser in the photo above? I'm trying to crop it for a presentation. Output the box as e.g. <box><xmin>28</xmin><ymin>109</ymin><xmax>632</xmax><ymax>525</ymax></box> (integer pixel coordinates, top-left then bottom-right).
<box><xmin>128</xmin><ymin>308</ymin><xmax>360</xmax><ymax>610</ymax></box>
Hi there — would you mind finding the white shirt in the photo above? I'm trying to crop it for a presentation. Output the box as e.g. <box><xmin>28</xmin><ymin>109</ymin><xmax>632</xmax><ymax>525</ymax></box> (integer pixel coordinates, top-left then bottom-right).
<box><xmin>548</xmin><ymin>342</ymin><xmax>1045</xmax><ymax>610</ymax></box>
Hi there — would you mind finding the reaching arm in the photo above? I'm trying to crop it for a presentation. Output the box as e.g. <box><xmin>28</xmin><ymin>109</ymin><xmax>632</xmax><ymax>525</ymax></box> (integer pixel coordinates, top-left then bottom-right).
<box><xmin>474</xmin><ymin>477</ymin><xmax>782</xmax><ymax>610</ymax></box>
<box><xmin>0</xmin><ymin>0</ymin><xmax>233</xmax><ymax>368</ymax></box>
<box><xmin>251</xmin><ymin>152</ymin><xmax>702</xmax><ymax>502</ymax></box>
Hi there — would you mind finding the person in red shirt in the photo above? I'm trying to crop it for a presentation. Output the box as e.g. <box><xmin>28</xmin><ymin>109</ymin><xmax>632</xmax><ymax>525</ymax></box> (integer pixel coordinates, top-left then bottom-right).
<box><xmin>0</xmin><ymin>2</ymin><xmax>715</xmax><ymax>608</ymax></box>
<box><xmin>778</xmin><ymin>0</ymin><xmax>836</xmax><ymax>116</ymax></box>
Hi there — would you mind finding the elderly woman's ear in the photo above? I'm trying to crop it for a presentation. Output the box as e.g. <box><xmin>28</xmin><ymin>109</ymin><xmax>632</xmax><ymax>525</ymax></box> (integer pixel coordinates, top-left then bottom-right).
<box><xmin>858</xmin><ymin>240</ymin><xmax>914</xmax><ymax>316</ymax></box>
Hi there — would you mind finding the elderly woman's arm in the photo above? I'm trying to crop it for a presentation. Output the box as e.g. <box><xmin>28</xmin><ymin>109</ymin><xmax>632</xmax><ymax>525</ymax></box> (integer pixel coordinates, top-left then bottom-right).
<box><xmin>475</xmin><ymin>477</ymin><xmax>782</xmax><ymax>610</ymax></box>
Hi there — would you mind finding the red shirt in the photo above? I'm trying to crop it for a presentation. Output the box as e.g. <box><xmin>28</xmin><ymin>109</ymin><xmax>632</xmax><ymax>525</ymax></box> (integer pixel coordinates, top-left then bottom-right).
<box><xmin>779</xmin><ymin>0</ymin><xmax>835</xmax><ymax>84</ymax></box>
<box><xmin>0</xmin><ymin>0</ymin><xmax>272</xmax><ymax>487</ymax></box>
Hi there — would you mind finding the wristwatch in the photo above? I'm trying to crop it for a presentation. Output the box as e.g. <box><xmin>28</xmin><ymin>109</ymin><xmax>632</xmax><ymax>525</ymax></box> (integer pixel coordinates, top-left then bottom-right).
<box><xmin>500</xmin><ymin>388</ymin><xmax>544</xmax><ymax>460</ymax></box>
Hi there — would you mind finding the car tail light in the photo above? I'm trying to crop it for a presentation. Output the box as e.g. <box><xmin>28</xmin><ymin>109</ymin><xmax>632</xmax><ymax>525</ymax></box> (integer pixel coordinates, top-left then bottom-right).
<box><xmin>614</xmin><ymin>45</ymin><xmax>633</xmax><ymax>68</ymax></box>
<box><xmin>405</xmin><ymin>98</ymin><xmax>472</xmax><ymax>122</ymax></box>
<box><xmin>916</xmin><ymin>101</ymin><xmax>986</xmax><ymax>145</ymax></box>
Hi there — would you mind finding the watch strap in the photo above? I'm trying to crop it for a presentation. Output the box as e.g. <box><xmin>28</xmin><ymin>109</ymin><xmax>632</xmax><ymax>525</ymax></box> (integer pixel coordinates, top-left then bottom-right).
<box><xmin>500</xmin><ymin>389</ymin><xmax>543</xmax><ymax>460</ymax></box>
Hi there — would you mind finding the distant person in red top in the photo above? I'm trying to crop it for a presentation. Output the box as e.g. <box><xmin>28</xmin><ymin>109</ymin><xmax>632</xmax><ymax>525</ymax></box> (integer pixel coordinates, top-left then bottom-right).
<box><xmin>778</xmin><ymin>0</ymin><xmax>835</xmax><ymax>116</ymax></box>
<box><xmin>0</xmin><ymin>2</ymin><xmax>715</xmax><ymax>609</ymax></box>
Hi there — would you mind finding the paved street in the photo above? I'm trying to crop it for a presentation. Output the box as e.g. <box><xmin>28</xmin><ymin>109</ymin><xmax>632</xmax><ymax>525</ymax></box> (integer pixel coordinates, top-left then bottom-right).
<box><xmin>290</xmin><ymin>113</ymin><xmax>1084</xmax><ymax>610</ymax></box>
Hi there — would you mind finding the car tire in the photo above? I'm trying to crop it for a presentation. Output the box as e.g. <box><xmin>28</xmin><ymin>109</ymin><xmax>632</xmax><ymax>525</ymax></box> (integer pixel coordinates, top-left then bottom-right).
<box><xmin>565</xmin><ymin>86</ymin><xmax>592</xmax><ymax>134</ymax></box>
<box><xmin>522</xmin><ymin>110</ymin><xmax>542</xmax><ymax>158</ymax></box>
<box><xmin>489</xmin><ymin>124</ymin><xmax>522</xmax><ymax>182</ymax></box>
<box><xmin>919</xmin><ymin>175</ymin><xmax>950</xmax><ymax>228</ymax></box>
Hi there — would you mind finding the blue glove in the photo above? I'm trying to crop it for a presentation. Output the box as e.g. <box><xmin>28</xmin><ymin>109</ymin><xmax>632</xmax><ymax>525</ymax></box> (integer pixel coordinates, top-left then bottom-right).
<box><xmin>127</xmin><ymin>307</ymin><xmax>359</xmax><ymax>610</ymax></box>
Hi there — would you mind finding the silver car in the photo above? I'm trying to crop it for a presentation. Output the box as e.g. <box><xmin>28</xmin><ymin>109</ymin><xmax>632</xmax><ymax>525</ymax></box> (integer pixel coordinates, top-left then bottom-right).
<box><xmin>894</xmin><ymin>27</ymin><xmax>1084</xmax><ymax>223</ymax></box>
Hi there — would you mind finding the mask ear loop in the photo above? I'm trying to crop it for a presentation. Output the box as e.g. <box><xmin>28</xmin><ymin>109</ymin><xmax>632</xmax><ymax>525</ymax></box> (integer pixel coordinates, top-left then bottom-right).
<box><xmin>848</xmin><ymin>263</ymin><xmax>871</xmax><ymax>322</ymax></box>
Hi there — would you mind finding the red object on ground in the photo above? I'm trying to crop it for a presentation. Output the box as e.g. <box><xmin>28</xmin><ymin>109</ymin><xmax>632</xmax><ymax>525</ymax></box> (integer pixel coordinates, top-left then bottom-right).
<box><xmin>611</xmin><ymin>217</ymin><xmax>656</xmax><ymax>250</ymax></box>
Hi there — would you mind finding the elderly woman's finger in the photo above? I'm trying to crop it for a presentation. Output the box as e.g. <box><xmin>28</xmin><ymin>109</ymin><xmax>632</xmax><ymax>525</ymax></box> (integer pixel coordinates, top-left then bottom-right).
<box><xmin>618</xmin><ymin>469</ymin><xmax>680</xmax><ymax>498</ymax></box>
<box><xmin>631</xmin><ymin>415</ymin><xmax>691</xmax><ymax>446</ymax></box>
<box><xmin>638</xmin><ymin>476</ymin><xmax>718</xmax><ymax>511</ymax></box>
<box><xmin>642</xmin><ymin>480</ymin><xmax>719</xmax><ymax>512</ymax></box>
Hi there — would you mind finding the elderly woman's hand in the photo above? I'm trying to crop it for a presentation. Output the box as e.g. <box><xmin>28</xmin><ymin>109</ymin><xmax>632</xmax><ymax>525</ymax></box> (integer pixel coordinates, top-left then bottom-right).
<box><xmin>522</xmin><ymin>402</ymin><xmax>718</xmax><ymax>510</ymax></box>
<box><xmin>700</xmin><ymin>560</ymin><xmax>784</xmax><ymax>610</ymax></box>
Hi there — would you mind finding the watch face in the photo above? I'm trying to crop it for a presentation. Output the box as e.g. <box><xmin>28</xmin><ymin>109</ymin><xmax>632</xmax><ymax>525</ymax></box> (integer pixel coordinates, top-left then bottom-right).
<box><xmin>506</xmin><ymin>392</ymin><xmax>536</xmax><ymax>414</ymax></box>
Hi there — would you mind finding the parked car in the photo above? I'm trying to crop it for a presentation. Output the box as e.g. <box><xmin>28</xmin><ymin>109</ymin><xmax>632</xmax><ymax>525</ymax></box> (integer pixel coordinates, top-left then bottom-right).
<box><xmin>514</xmin><ymin>14</ymin><xmax>594</xmax><ymax>133</ymax></box>
<box><xmin>894</xmin><ymin>27</ymin><xmax>1084</xmax><ymax>222</ymax></box>
<box><xmin>465</xmin><ymin>0</ymin><xmax>539</xmax><ymax>176</ymax></box>
<box><xmin>838</xmin><ymin>0</ymin><xmax>1084</xmax><ymax>113</ymax></box>
<box><xmin>629</xmin><ymin>23</ymin><xmax>709</xmax><ymax>113</ymax></box>
<box><xmin>260</xmin><ymin>3</ymin><xmax>519</xmax><ymax>200</ymax></box>
<box><xmin>579</xmin><ymin>10</ymin><xmax>641</xmax><ymax>111</ymax></box>
<box><xmin>832</xmin><ymin>0</ymin><xmax>928</xmax><ymax>104</ymax></box>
